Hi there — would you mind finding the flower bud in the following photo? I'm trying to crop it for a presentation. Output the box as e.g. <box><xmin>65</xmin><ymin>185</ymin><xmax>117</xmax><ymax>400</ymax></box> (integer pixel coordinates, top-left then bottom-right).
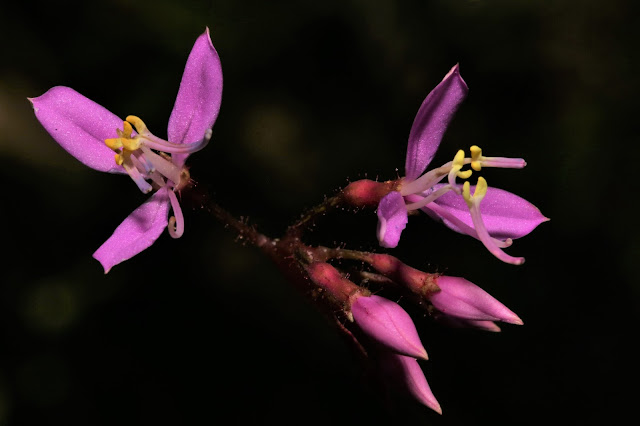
<box><xmin>429</xmin><ymin>276</ymin><xmax>522</xmax><ymax>325</ymax></box>
<box><xmin>379</xmin><ymin>351</ymin><xmax>442</xmax><ymax>414</ymax></box>
<box><xmin>351</xmin><ymin>294</ymin><xmax>428</xmax><ymax>360</ymax></box>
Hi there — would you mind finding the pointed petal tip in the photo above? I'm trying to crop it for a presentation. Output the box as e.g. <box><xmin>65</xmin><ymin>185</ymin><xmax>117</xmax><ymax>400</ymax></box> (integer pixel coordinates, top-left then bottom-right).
<box><xmin>419</xmin><ymin>348</ymin><xmax>429</xmax><ymax>361</ymax></box>
<box><xmin>93</xmin><ymin>254</ymin><xmax>112</xmax><ymax>274</ymax></box>
<box><xmin>204</xmin><ymin>26</ymin><xmax>213</xmax><ymax>47</ymax></box>
<box><xmin>445</xmin><ymin>63</ymin><xmax>468</xmax><ymax>92</ymax></box>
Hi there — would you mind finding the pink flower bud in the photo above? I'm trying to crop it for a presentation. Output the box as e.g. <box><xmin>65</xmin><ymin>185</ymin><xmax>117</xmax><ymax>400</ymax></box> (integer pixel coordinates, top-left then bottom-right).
<box><xmin>430</xmin><ymin>276</ymin><xmax>523</xmax><ymax>325</ymax></box>
<box><xmin>379</xmin><ymin>351</ymin><xmax>442</xmax><ymax>414</ymax></box>
<box><xmin>434</xmin><ymin>313</ymin><xmax>502</xmax><ymax>332</ymax></box>
<box><xmin>342</xmin><ymin>179</ymin><xmax>398</xmax><ymax>207</ymax></box>
<box><xmin>351</xmin><ymin>295</ymin><xmax>428</xmax><ymax>360</ymax></box>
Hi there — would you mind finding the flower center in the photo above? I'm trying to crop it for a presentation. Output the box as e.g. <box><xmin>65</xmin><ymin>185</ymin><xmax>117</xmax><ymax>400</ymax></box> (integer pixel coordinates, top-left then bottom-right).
<box><xmin>104</xmin><ymin>116</ymin><xmax>196</xmax><ymax>193</ymax></box>
<box><xmin>400</xmin><ymin>146</ymin><xmax>526</xmax><ymax>265</ymax></box>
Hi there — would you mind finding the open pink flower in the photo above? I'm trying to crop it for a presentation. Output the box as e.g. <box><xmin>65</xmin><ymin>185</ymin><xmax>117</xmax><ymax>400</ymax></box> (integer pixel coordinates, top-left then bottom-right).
<box><xmin>377</xmin><ymin>64</ymin><xmax>547</xmax><ymax>264</ymax></box>
<box><xmin>30</xmin><ymin>28</ymin><xmax>223</xmax><ymax>272</ymax></box>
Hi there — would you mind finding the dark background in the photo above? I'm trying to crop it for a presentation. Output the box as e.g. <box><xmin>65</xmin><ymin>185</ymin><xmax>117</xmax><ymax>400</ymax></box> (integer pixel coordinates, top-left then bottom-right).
<box><xmin>1</xmin><ymin>0</ymin><xmax>637</xmax><ymax>424</ymax></box>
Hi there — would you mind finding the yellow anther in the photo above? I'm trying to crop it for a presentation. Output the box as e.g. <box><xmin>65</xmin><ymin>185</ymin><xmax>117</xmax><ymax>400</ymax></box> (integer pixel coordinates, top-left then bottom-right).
<box><xmin>122</xmin><ymin>120</ymin><xmax>133</xmax><ymax>138</ymax></box>
<box><xmin>115</xmin><ymin>153</ymin><xmax>124</xmax><ymax>166</ymax></box>
<box><xmin>462</xmin><ymin>181</ymin><xmax>472</xmax><ymax>208</ymax></box>
<box><xmin>126</xmin><ymin>115</ymin><xmax>148</xmax><ymax>135</ymax></box>
<box><xmin>105</xmin><ymin>138</ymin><xmax>123</xmax><ymax>150</ymax></box>
<box><xmin>121</xmin><ymin>137</ymin><xmax>141</xmax><ymax>151</ymax></box>
<box><xmin>462</xmin><ymin>177</ymin><xmax>488</xmax><ymax>208</ymax></box>
<box><xmin>453</xmin><ymin>149</ymin><xmax>465</xmax><ymax>168</ymax></box>
<box><xmin>451</xmin><ymin>149</ymin><xmax>472</xmax><ymax>180</ymax></box>
<box><xmin>470</xmin><ymin>145</ymin><xmax>482</xmax><ymax>160</ymax></box>
<box><xmin>474</xmin><ymin>176</ymin><xmax>488</xmax><ymax>202</ymax></box>
<box><xmin>456</xmin><ymin>169</ymin><xmax>473</xmax><ymax>179</ymax></box>
<box><xmin>470</xmin><ymin>145</ymin><xmax>483</xmax><ymax>171</ymax></box>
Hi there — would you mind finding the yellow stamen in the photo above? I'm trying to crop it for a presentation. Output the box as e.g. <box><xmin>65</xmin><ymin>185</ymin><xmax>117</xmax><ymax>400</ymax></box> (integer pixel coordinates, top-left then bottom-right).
<box><xmin>462</xmin><ymin>181</ymin><xmax>472</xmax><ymax>208</ymax></box>
<box><xmin>122</xmin><ymin>120</ymin><xmax>133</xmax><ymax>138</ymax></box>
<box><xmin>462</xmin><ymin>177</ymin><xmax>488</xmax><ymax>208</ymax></box>
<box><xmin>475</xmin><ymin>176</ymin><xmax>488</xmax><ymax>202</ymax></box>
<box><xmin>121</xmin><ymin>137</ymin><xmax>141</xmax><ymax>151</ymax></box>
<box><xmin>451</xmin><ymin>149</ymin><xmax>472</xmax><ymax>180</ymax></box>
<box><xmin>471</xmin><ymin>145</ymin><xmax>483</xmax><ymax>171</ymax></box>
<box><xmin>105</xmin><ymin>120</ymin><xmax>142</xmax><ymax>155</ymax></box>
<box><xmin>105</xmin><ymin>138</ymin><xmax>123</xmax><ymax>150</ymax></box>
<box><xmin>453</xmin><ymin>149</ymin><xmax>465</xmax><ymax>168</ymax></box>
<box><xmin>115</xmin><ymin>153</ymin><xmax>124</xmax><ymax>166</ymax></box>
<box><xmin>456</xmin><ymin>169</ymin><xmax>473</xmax><ymax>179</ymax></box>
<box><xmin>126</xmin><ymin>115</ymin><xmax>148</xmax><ymax>135</ymax></box>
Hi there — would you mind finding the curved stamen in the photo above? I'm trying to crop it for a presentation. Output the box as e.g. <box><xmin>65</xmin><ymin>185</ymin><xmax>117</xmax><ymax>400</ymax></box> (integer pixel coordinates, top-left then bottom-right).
<box><xmin>139</xmin><ymin>146</ymin><xmax>183</xmax><ymax>185</ymax></box>
<box><xmin>468</xmin><ymin>204</ymin><xmax>524</xmax><ymax>264</ymax></box>
<box><xmin>122</xmin><ymin>157</ymin><xmax>152</xmax><ymax>194</ymax></box>
<box><xmin>405</xmin><ymin>185</ymin><xmax>454</xmax><ymax>211</ymax></box>
<box><xmin>463</xmin><ymin>178</ymin><xmax>524</xmax><ymax>265</ymax></box>
<box><xmin>132</xmin><ymin>150</ymin><xmax>155</xmax><ymax>174</ymax></box>
<box><xmin>447</xmin><ymin>149</ymin><xmax>472</xmax><ymax>194</ymax></box>
<box><xmin>124</xmin><ymin>115</ymin><xmax>212</xmax><ymax>155</ymax></box>
<box><xmin>167</xmin><ymin>189</ymin><xmax>185</xmax><ymax>239</ymax></box>
<box><xmin>139</xmin><ymin>129</ymin><xmax>212</xmax><ymax>155</ymax></box>
<box><xmin>470</xmin><ymin>145</ymin><xmax>525</xmax><ymax>170</ymax></box>
<box><xmin>480</xmin><ymin>157</ymin><xmax>526</xmax><ymax>168</ymax></box>
<box><xmin>401</xmin><ymin>162</ymin><xmax>453</xmax><ymax>196</ymax></box>
<box><xmin>421</xmin><ymin>201</ymin><xmax>513</xmax><ymax>248</ymax></box>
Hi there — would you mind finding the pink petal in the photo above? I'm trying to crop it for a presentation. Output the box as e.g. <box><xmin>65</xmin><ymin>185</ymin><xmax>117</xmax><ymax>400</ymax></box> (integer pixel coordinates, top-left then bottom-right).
<box><xmin>405</xmin><ymin>64</ymin><xmax>468</xmax><ymax>181</ymax></box>
<box><xmin>93</xmin><ymin>187</ymin><xmax>171</xmax><ymax>273</ymax></box>
<box><xmin>376</xmin><ymin>191</ymin><xmax>408</xmax><ymax>248</ymax></box>
<box><xmin>435</xmin><ymin>314</ymin><xmax>502</xmax><ymax>332</ymax></box>
<box><xmin>351</xmin><ymin>295</ymin><xmax>428</xmax><ymax>360</ymax></box>
<box><xmin>29</xmin><ymin>87</ymin><xmax>125</xmax><ymax>173</ymax></box>
<box><xmin>168</xmin><ymin>27</ymin><xmax>223</xmax><ymax>166</ymax></box>
<box><xmin>426</xmin><ymin>184</ymin><xmax>548</xmax><ymax>240</ymax></box>
<box><xmin>380</xmin><ymin>352</ymin><xmax>442</xmax><ymax>414</ymax></box>
<box><xmin>431</xmin><ymin>276</ymin><xmax>523</xmax><ymax>324</ymax></box>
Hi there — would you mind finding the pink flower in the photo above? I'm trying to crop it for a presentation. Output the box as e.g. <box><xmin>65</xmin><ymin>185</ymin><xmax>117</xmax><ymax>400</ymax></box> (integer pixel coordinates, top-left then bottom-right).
<box><xmin>30</xmin><ymin>28</ymin><xmax>223</xmax><ymax>273</ymax></box>
<box><xmin>351</xmin><ymin>294</ymin><xmax>428</xmax><ymax>360</ymax></box>
<box><xmin>377</xmin><ymin>64</ymin><xmax>548</xmax><ymax>264</ymax></box>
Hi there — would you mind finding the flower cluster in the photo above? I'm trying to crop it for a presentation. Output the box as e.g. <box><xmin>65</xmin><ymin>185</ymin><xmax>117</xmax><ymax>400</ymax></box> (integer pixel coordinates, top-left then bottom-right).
<box><xmin>31</xmin><ymin>29</ymin><xmax>546</xmax><ymax>415</ymax></box>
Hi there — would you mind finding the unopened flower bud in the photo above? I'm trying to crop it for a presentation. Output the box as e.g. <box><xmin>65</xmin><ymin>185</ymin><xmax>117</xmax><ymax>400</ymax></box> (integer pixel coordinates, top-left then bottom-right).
<box><xmin>379</xmin><ymin>351</ymin><xmax>442</xmax><ymax>414</ymax></box>
<box><xmin>351</xmin><ymin>294</ymin><xmax>428</xmax><ymax>360</ymax></box>
<box><xmin>429</xmin><ymin>276</ymin><xmax>523</xmax><ymax>325</ymax></box>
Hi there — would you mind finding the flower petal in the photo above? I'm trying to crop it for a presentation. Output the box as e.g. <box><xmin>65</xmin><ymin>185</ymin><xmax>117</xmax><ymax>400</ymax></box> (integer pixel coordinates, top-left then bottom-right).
<box><xmin>377</xmin><ymin>191</ymin><xmax>409</xmax><ymax>248</ymax></box>
<box><xmin>405</xmin><ymin>64</ymin><xmax>468</xmax><ymax>181</ymax></box>
<box><xmin>93</xmin><ymin>187</ymin><xmax>170</xmax><ymax>273</ymax></box>
<box><xmin>380</xmin><ymin>352</ymin><xmax>442</xmax><ymax>414</ymax></box>
<box><xmin>431</xmin><ymin>276</ymin><xmax>523</xmax><ymax>324</ymax></box>
<box><xmin>435</xmin><ymin>314</ymin><xmax>502</xmax><ymax>332</ymax></box>
<box><xmin>425</xmin><ymin>184</ymin><xmax>548</xmax><ymax>240</ymax></box>
<box><xmin>168</xmin><ymin>27</ymin><xmax>223</xmax><ymax>166</ymax></box>
<box><xmin>351</xmin><ymin>295</ymin><xmax>428</xmax><ymax>360</ymax></box>
<box><xmin>29</xmin><ymin>86</ymin><xmax>125</xmax><ymax>173</ymax></box>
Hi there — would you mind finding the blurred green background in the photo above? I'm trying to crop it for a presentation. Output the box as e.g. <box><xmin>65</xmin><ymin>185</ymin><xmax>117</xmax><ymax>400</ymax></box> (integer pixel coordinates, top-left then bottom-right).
<box><xmin>1</xmin><ymin>0</ymin><xmax>637</xmax><ymax>424</ymax></box>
